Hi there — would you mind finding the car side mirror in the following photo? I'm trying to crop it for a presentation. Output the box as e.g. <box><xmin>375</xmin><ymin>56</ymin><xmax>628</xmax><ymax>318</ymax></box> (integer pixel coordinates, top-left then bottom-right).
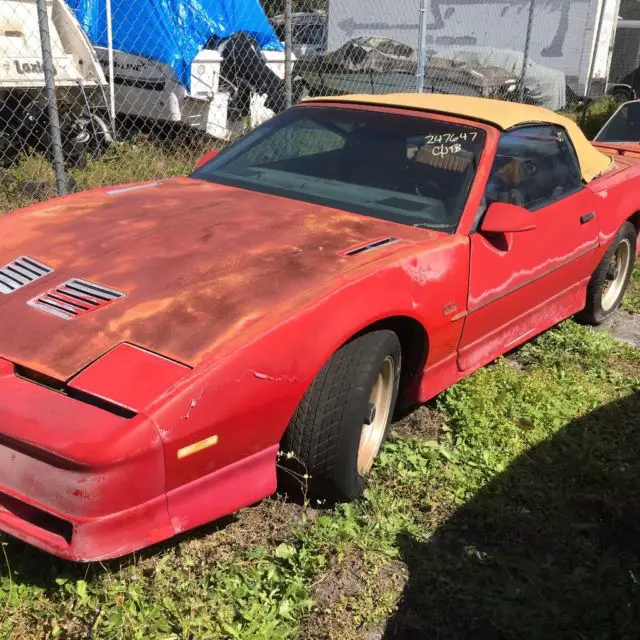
<box><xmin>195</xmin><ymin>149</ymin><xmax>219</xmax><ymax>170</ymax></box>
<box><xmin>480</xmin><ymin>202</ymin><xmax>536</xmax><ymax>234</ymax></box>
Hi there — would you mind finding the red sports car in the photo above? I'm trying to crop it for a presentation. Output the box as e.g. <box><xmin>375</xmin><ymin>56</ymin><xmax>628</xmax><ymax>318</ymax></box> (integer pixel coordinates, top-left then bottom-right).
<box><xmin>0</xmin><ymin>94</ymin><xmax>637</xmax><ymax>561</ymax></box>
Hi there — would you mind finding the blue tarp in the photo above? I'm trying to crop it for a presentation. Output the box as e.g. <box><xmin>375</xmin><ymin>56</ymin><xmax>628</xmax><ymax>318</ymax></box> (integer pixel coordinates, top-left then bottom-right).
<box><xmin>67</xmin><ymin>0</ymin><xmax>283</xmax><ymax>90</ymax></box>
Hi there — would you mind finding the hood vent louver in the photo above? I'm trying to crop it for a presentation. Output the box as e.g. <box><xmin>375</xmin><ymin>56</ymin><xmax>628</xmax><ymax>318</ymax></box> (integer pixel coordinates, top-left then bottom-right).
<box><xmin>28</xmin><ymin>279</ymin><xmax>126</xmax><ymax>320</ymax></box>
<box><xmin>0</xmin><ymin>257</ymin><xmax>53</xmax><ymax>294</ymax></box>
<box><xmin>344</xmin><ymin>237</ymin><xmax>399</xmax><ymax>257</ymax></box>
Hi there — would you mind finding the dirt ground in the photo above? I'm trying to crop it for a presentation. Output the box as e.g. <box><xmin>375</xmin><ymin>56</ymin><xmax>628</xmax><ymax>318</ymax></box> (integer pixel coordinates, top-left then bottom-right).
<box><xmin>599</xmin><ymin>310</ymin><xmax>640</xmax><ymax>348</ymax></box>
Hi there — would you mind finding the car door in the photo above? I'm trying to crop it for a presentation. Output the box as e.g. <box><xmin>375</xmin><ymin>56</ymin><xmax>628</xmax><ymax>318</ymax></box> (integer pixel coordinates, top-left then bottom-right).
<box><xmin>458</xmin><ymin>124</ymin><xmax>600</xmax><ymax>371</ymax></box>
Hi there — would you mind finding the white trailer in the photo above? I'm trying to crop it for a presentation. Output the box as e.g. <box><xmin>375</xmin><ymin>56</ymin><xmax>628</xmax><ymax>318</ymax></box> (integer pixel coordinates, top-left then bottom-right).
<box><xmin>326</xmin><ymin>0</ymin><xmax>622</xmax><ymax>106</ymax></box>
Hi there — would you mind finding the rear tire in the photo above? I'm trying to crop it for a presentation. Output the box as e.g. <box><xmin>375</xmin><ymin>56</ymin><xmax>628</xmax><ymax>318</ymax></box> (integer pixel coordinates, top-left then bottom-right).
<box><xmin>577</xmin><ymin>222</ymin><xmax>636</xmax><ymax>325</ymax></box>
<box><xmin>610</xmin><ymin>87</ymin><xmax>634</xmax><ymax>103</ymax></box>
<box><xmin>282</xmin><ymin>330</ymin><xmax>401</xmax><ymax>502</ymax></box>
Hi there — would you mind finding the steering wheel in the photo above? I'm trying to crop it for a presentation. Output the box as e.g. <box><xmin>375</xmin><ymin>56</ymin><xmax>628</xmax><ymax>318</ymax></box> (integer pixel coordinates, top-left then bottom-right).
<box><xmin>412</xmin><ymin>179</ymin><xmax>442</xmax><ymax>198</ymax></box>
<box><xmin>522</xmin><ymin>159</ymin><xmax>537</xmax><ymax>179</ymax></box>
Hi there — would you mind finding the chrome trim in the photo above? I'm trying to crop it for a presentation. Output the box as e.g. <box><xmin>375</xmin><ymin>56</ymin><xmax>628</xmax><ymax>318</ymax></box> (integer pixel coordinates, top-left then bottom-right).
<box><xmin>105</xmin><ymin>182</ymin><xmax>160</xmax><ymax>196</ymax></box>
<box><xmin>27</xmin><ymin>278</ymin><xmax>125</xmax><ymax>320</ymax></box>
<box><xmin>0</xmin><ymin>257</ymin><xmax>53</xmax><ymax>295</ymax></box>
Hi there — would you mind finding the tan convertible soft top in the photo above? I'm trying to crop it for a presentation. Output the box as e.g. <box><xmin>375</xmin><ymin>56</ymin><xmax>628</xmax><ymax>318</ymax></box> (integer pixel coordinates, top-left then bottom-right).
<box><xmin>305</xmin><ymin>93</ymin><xmax>612</xmax><ymax>182</ymax></box>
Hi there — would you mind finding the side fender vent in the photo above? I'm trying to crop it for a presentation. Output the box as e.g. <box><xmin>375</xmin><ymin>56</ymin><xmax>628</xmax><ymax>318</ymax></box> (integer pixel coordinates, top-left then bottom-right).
<box><xmin>0</xmin><ymin>257</ymin><xmax>53</xmax><ymax>294</ymax></box>
<box><xmin>343</xmin><ymin>237</ymin><xmax>399</xmax><ymax>257</ymax></box>
<box><xmin>28</xmin><ymin>278</ymin><xmax>125</xmax><ymax>320</ymax></box>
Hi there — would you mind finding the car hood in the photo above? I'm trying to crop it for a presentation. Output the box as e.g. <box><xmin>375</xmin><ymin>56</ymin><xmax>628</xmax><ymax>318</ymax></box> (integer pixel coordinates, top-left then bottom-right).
<box><xmin>0</xmin><ymin>177</ymin><xmax>435</xmax><ymax>380</ymax></box>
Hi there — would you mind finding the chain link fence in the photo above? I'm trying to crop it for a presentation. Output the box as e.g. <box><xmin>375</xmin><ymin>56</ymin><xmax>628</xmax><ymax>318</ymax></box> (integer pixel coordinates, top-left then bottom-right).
<box><xmin>0</xmin><ymin>0</ymin><xmax>635</xmax><ymax>212</ymax></box>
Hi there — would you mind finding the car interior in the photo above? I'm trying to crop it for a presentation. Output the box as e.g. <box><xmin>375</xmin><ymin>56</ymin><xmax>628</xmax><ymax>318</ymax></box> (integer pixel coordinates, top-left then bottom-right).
<box><xmin>485</xmin><ymin>128</ymin><xmax>583</xmax><ymax>211</ymax></box>
<box><xmin>252</xmin><ymin>127</ymin><xmax>479</xmax><ymax>226</ymax></box>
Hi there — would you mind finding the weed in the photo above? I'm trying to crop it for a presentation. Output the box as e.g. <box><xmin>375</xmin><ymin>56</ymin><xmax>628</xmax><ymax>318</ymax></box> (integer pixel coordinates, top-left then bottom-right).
<box><xmin>623</xmin><ymin>267</ymin><xmax>640</xmax><ymax>314</ymax></box>
<box><xmin>562</xmin><ymin>97</ymin><xmax>618</xmax><ymax>139</ymax></box>
<box><xmin>0</xmin><ymin>137</ymin><xmax>209</xmax><ymax>214</ymax></box>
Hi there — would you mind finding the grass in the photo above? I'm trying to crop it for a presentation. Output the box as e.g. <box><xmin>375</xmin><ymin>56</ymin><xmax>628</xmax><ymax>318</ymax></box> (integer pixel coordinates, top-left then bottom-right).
<box><xmin>623</xmin><ymin>267</ymin><xmax>640</xmax><ymax>314</ymax></box>
<box><xmin>1</xmin><ymin>321</ymin><xmax>639</xmax><ymax>639</ymax></box>
<box><xmin>562</xmin><ymin>97</ymin><xmax>619</xmax><ymax>140</ymax></box>
<box><xmin>0</xmin><ymin>136</ymin><xmax>208</xmax><ymax>214</ymax></box>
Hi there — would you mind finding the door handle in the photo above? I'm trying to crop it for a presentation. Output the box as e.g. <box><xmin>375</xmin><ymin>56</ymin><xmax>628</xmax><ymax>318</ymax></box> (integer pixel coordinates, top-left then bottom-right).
<box><xmin>580</xmin><ymin>212</ymin><xmax>596</xmax><ymax>224</ymax></box>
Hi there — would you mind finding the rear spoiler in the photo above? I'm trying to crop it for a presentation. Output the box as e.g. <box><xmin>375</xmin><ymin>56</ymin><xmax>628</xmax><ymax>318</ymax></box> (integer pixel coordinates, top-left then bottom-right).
<box><xmin>592</xmin><ymin>142</ymin><xmax>640</xmax><ymax>159</ymax></box>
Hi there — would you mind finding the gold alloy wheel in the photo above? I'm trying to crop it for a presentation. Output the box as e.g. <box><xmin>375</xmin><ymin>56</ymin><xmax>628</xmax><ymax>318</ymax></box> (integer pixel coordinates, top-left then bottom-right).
<box><xmin>357</xmin><ymin>355</ymin><xmax>395</xmax><ymax>475</ymax></box>
<box><xmin>602</xmin><ymin>238</ymin><xmax>632</xmax><ymax>312</ymax></box>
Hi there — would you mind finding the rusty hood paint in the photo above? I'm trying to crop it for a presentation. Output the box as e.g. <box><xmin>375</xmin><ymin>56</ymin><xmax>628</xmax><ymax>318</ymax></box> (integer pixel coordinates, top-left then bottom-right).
<box><xmin>0</xmin><ymin>177</ymin><xmax>440</xmax><ymax>380</ymax></box>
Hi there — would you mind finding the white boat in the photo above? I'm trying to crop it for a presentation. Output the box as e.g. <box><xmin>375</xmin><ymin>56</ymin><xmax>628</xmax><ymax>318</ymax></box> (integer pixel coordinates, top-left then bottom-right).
<box><xmin>92</xmin><ymin>44</ymin><xmax>289</xmax><ymax>141</ymax></box>
<box><xmin>0</xmin><ymin>0</ymin><xmax>111</xmax><ymax>165</ymax></box>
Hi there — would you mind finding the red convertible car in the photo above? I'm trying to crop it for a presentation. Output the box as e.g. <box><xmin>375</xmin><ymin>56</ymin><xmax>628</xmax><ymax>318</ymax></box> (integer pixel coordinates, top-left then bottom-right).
<box><xmin>0</xmin><ymin>94</ymin><xmax>637</xmax><ymax>561</ymax></box>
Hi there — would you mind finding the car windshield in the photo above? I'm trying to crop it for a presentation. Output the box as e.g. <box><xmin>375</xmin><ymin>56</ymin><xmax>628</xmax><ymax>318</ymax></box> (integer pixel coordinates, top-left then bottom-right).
<box><xmin>192</xmin><ymin>106</ymin><xmax>486</xmax><ymax>232</ymax></box>
<box><xmin>596</xmin><ymin>101</ymin><xmax>640</xmax><ymax>143</ymax></box>
<box><xmin>294</xmin><ymin>24</ymin><xmax>325</xmax><ymax>45</ymax></box>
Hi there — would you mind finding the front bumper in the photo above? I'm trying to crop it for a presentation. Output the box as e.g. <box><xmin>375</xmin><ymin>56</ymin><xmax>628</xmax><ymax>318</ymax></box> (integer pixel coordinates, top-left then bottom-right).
<box><xmin>0</xmin><ymin>358</ymin><xmax>172</xmax><ymax>561</ymax></box>
<box><xmin>0</xmin><ymin>443</ymin><xmax>278</xmax><ymax>561</ymax></box>
<box><xmin>0</xmin><ymin>359</ymin><xmax>279</xmax><ymax>561</ymax></box>
<box><xmin>0</xmin><ymin>487</ymin><xmax>173</xmax><ymax>561</ymax></box>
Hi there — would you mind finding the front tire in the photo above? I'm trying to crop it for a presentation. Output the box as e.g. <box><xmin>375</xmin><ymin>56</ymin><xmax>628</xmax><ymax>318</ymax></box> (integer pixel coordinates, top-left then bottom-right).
<box><xmin>282</xmin><ymin>330</ymin><xmax>401</xmax><ymax>501</ymax></box>
<box><xmin>578</xmin><ymin>222</ymin><xmax>636</xmax><ymax>325</ymax></box>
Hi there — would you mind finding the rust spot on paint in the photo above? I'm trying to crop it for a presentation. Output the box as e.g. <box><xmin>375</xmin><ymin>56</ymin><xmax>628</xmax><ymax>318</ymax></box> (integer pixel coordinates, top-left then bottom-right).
<box><xmin>0</xmin><ymin>177</ymin><xmax>438</xmax><ymax>379</ymax></box>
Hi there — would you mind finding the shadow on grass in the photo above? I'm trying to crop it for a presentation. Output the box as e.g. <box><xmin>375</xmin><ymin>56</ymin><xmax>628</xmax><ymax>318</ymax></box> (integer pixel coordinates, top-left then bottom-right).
<box><xmin>384</xmin><ymin>391</ymin><xmax>640</xmax><ymax>640</ymax></box>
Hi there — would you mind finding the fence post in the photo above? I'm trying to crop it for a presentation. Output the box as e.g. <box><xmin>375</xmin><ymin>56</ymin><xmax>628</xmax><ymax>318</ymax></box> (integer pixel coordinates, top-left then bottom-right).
<box><xmin>416</xmin><ymin>0</ymin><xmax>428</xmax><ymax>93</ymax></box>
<box><xmin>106</xmin><ymin>0</ymin><xmax>117</xmax><ymax>135</ymax></box>
<box><xmin>35</xmin><ymin>0</ymin><xmax>68</xmax><ymax>196</ymax></box>
<box><xmin>519</xmin><ymin>0</ymin><xmax>535</xmax><ymax>102</ymax></box>
<box><xmin>284</xmin><ymin>0</ymin><xmax>293</xmax><ymax>108</ymax></box>
<box><xmin>581</xmin><ymin>0</ymin><xmax>608</xmax><ymax>125</ymax></box>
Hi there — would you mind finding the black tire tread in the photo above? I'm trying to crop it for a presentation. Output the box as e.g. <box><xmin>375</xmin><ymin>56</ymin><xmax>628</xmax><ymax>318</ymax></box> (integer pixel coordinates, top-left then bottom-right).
<box><xmin>577</xmin><ymin>221</ymin><xmax>636</xmax><ymax>325</ymax></box>
<box><xmin>282</xmin><ymin>330</ymin><xmax>399</xmax><ymax>494</ymax></box>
